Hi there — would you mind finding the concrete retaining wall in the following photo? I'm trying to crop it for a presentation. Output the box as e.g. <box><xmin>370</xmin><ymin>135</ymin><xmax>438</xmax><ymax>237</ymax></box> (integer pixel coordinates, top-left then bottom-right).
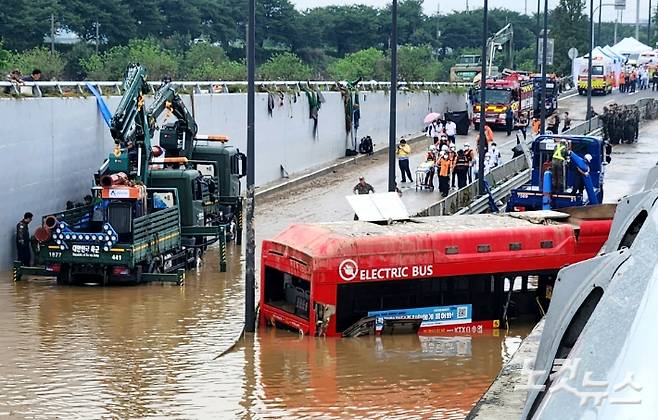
<box><xmin>0</xmin><ymin>90</ymin><xmax>466</xmax><ymax>268</ymax></box>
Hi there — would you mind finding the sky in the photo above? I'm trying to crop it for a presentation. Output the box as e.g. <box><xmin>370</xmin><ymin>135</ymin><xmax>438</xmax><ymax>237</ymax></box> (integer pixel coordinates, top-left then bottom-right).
<box><xmin>291</xmin><ymin>0</ymin><xmax>654</xmax><ymax>23</ymax></box>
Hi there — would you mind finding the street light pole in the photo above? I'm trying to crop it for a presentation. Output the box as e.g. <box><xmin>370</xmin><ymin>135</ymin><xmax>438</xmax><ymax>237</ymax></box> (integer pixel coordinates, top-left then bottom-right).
<box><xmin>540</xmin><ymin>0</ymin><xmax>548</xmax><ymax>135</ymax></box>
<box><xmin>587</xmin><ymin>0</ymin><xmax>594</xmax><ymax>132</ymax></box>
<box><xmin>597</xmin><ymin>0</ymin><xmax>602</xmax><ymax>46</ymax></box>
<box><xmin>245</xmin><ymin>0</ymin><xmax>256</xmax><ymax>333</ymax></box>
<box><xmin>614</xmin><ymin>10</ymin><xmax>619</xmax><ymax>44</ymax></box>
<box><xmin>478</xmin><ymin>0</ymin><xmax>488</xmax><ymax>196</ymax></box>
<box><xmin>535</xmin><ymin>0</ymin><xmax>541</xmax><ymax>70</ymax></box>
<box><xmin>636</xmin><ymin>0</ymin><xmax>641</xmax><ymax>40</ymax></box>
<box><xmin>649</xmin><ymin>0</ymin><xmax>653</xmax><ymax>45</ymax></box>
<box><xmin>389</xmin><ymin>0</ymin><xmax>398</xmax><ymax>192</ymax></box>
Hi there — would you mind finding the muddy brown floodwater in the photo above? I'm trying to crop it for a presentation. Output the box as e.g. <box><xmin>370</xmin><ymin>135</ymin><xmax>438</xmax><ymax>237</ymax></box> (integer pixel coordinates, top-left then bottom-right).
<box><xmin>4</xmin><ymin>94</ymin><xmax>657</xmax><ymax>418</ymax></box>
<box><xmin>0</xmin><ymin>245</ymin><xmax>531</xmax><ymax>418</ymax></box>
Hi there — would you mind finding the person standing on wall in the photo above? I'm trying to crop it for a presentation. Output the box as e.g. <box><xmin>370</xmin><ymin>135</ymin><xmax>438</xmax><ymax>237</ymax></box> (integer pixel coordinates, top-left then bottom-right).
<box><xmin>396</xmin><ymin>139</ymin><xmax>413</xmax><ymax>183</ymax></box>
<box><xmin>505</xmin><ymin>107</ymin><xmax>514</xmax><ymax>136</ymax></box>
<box><xmin>16</xmin><ymin>212</ymin><xmax>33</xmax><ymax>266</ymax></box>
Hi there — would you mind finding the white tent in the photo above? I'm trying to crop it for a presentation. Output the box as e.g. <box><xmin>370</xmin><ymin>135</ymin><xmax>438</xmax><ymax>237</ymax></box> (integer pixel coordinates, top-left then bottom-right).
<box><xmin>611</xmin><ymin>37</ymin><xmax>653</xmax><ymax>54</ymax></box>
<box><xmin>603</xmin><ymin>45</ymin><xmax>626</xmax><ymax>62</ymax></box>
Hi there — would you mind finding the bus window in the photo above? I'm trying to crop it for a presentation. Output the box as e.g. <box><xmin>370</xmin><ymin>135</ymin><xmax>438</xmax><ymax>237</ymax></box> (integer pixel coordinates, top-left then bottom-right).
<box><xmin>335</xmin><ymin>274</ymin><xmax>503</xmax><ymax>333</ymax></box>
<box><xmin>264</xmin><ymin>266</ymin><xmax>310</xmax><ymax>320</ymax></box>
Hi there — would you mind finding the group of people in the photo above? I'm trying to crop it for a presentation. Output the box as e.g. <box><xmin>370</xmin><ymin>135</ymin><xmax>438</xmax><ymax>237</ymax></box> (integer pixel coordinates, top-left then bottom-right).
<box><xmin>418</xmin><ymin>142</ymin><xmax>477</xmax><ymax>196</ymax></box>
<box><xmin>416</xmin><ymin>118</ymin><xmax>504</xmax><ymax>196</ymax></box>
<box><xmin>618</xmin><ymin>66</ymin><xmax>655</xmax><ymax>93</ymax></box>
<box><xmin>4</xmin><ymin>68</ymin><xmax>42</xmax><ymax>95</ymax></box>
<box><xmin>531</xmin><ymin>112</ymin><xmax>572</xmax><ymax>135</ymax></box>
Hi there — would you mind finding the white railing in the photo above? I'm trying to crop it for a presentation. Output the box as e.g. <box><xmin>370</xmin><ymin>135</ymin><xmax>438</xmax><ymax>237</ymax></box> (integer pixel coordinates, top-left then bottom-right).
<box><xmin>0</xmin><ymin>80</ymin><xmax>472</xmax><ymax>97</ymax></box>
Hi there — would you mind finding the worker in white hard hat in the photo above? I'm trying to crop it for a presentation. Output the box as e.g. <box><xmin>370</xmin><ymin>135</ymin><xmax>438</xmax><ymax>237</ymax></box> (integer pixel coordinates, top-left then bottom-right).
<box><xmin>574</xmin><ymin>153</ymin><xmax>593</xmax><ymax>195</ymax></box>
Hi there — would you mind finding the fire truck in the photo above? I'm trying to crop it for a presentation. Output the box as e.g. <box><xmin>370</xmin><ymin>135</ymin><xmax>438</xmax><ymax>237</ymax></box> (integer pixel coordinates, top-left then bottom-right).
<box><xmin>259</xmin><ymin>207</ymin><xmax>615</xmax><ymax>337</ymax></box>
<box><xmin>472</xmin><ymin>72</ymin><xmax>534</xmax><ymax>130</ymax></box>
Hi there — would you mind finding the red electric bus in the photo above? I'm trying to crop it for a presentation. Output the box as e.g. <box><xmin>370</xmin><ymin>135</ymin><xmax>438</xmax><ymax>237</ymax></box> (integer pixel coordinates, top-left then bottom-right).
<box><xmin>259</xmin><ymin>206</ymin><xmax>615</xmax><ymax>337</ymax></box>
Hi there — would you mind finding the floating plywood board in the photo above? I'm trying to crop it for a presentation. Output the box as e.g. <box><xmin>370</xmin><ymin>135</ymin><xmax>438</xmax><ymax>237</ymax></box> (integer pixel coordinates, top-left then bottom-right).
<box><xmin>508</xmin><ymin>209</ymin><xmax>571</xmax><ymax>223</ymax></box>
<box><xmin>346</xmin><ymin>192</ymin><xmax>409</xmax><ymax>222</ymax></box>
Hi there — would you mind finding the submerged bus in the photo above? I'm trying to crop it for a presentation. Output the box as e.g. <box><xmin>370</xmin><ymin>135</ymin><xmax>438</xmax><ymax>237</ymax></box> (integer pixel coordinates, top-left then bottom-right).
<box><xmin>259</xmin><ymin>207</ymin><xmax>615</xmax><ymax>337</ymax></box>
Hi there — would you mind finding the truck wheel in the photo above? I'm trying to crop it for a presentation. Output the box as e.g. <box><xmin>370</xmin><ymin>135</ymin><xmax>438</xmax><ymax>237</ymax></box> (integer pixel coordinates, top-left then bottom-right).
<box><xmin>56</xmin><ymin>264</ymin><xmax>72</xmax><ymax>285</ymax></box>
<box><xmin>473</xmin><ymin>122</ymin><xmax>480</xmax><ymax>131</ymax></box>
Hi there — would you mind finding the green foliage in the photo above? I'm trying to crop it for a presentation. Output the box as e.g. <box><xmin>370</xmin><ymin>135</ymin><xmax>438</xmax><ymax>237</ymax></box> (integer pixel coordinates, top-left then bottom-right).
<box><xmin>550</xmin><ymin>0</ymin><xmax>589</xmax><ymax>74</ymax></box>
<box><xmin>81</xmin><ymin>39</ymin><xmax>178</xmax><ymax>80</ymax></box>
<box><xmin>187</xmin><ymin>59</ymin><xmax>246</xmax><ymax>80</ymax></box>
<box><xmin>328</xmin><ymin>48</ymin><xmax>387</xmax><ymax>80</ymax></box>
<box><xmin>182</xmin><ymin>42</ymin><xmax>228</xmax><ymax>79</ymax></box>
<box><xmin>514</xmin><ymin>47</ymin><xmax>537</xmax><ymax>72</ymax></box>
<box><xmin>0</xmin><ymin>41</ymin><xmax>11</xmax><ymax>73</ymax></box>
<box><xmin>1</xmin><ymin>0</ymin><xmax>587</xmax><ymax>80</ymax></box>
<box><xmin>63</xmin><ymin>43</ymin><xmax>96</xmax><ymax>80</ymax></box>
<box><xmin>9</xmin><ymin>47</ymin><xmax>66</xmax><ymax>79</ymax></box>
<box><xmin>297</xmin><ymin>5</ymin><xmax>385</xmax><ymax>57</ymax></box>
<box><xmin>258</xmin><ymin>52</ymin><xmax>312</xmax><ymax>80</ymax></box>
<box><xmin>398</xmin><ymin>45</ymin><xmax>439</xmax><ymax>81</ymax></box>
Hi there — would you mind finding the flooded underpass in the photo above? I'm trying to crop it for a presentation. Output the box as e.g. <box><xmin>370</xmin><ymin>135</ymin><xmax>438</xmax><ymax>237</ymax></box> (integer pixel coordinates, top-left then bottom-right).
<box><xmin>3</xmin><ymin>97</ymin><xmax>658</xmax><ymax>418</ymax></box>
<box><xmin>0</xmin><ymin>242</ymin><xmax>532</xmax><ymax>418</ymax></box>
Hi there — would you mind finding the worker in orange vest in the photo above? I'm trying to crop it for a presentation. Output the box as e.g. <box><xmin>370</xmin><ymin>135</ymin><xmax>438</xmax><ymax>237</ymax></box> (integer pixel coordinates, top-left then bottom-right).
<box><xmin>619</xmin><ymin>71</ymin><xmax>626</xmax><ymax>93</ymax></box>
<box><xmin>437</xmin><ymin>151</ymin><xmax>452</xmax><ymax>197</ymax></box>
<box><xmin>475</xmin><ymin>124</ymin><xmax>494</xmax><ymax>149</ymax></box>
<box><xmin>630</xmin><ymin>70</ymin><xmax>637</xmax><ymax>93</ymax></box>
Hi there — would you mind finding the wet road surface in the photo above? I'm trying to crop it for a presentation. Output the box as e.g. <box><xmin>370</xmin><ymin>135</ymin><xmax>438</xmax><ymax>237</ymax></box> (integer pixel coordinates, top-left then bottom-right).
<box><xmin>1</xmin><ymin>93</ymin><xmax>658</xmax><ymax>418</ymax></box>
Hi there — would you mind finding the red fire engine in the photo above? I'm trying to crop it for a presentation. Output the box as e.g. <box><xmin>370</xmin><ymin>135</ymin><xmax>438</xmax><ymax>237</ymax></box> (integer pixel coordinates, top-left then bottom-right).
<box><xmin>472</xmin><ymin>72</ymin><xmax>534</xmax><ymax>129</ymax></box>
<box><xmin>259</xmin><ymin>207</ymin><xmax>614</xmax><ymax>337</ymax></box>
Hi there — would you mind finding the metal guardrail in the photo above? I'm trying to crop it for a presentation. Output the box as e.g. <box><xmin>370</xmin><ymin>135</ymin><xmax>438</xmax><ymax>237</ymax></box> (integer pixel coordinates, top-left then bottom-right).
<box><xmin>416</xmin><ymin>154</ymin><xmax>530</xmax><ymax>217</ymax></box>
<box><xmin>0</xmin><ymin>80</ymin><xmax>471</xmax><ymax>97</ymax></box>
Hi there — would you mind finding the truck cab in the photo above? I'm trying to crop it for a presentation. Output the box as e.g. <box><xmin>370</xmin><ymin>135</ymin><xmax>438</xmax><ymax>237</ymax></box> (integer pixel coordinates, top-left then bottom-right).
<box><xmin>507</xmin><ymin>135</ymin><xmax>607</xmax><ymax>212</ymax></box>
<box><xmin>188</xmin><ymin>137</ymin><xmax>246</xmax><ymax>241</ymax></box>
<box><xmin>532</xmin><ymin>74</ymin><xmax>559</xmax><ymax>116</ymax></box>
<box><xmin>472</xmin><ymin>73</ymin><xmax>534</xmax><ymax>129</ymax></box>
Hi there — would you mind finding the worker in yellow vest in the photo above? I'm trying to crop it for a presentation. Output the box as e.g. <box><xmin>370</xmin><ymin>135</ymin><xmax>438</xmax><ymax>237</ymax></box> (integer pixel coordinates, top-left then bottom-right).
<box><xmin>551</xmin><ymin>140</ymin><xmax>568</xmax><ymax>192</ymax></box>
<box><xmin>396</xmin><ymin>139</ymin><xmax>413</xmax><ymax>183</ymax></box>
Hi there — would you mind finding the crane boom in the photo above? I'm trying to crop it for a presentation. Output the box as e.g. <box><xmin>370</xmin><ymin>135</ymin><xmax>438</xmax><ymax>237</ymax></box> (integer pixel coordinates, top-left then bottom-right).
<box><xmin>147</xmin><ymin>81</ymin><xmax>199</xmax><ymax>159</ymax></box>
<box><xmin>486</xmin><ymin>24</ymin><xmax>514</xmax><ymax>76</ymax></box>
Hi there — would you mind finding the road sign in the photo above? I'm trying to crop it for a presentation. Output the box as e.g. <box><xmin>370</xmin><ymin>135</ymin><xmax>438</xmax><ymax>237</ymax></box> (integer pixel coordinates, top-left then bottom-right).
<box><xmin>614</xmin><ymin>0</ymin><xmax>626</xmax><ymax>10</ymax></box>
<box><xmin>568</xmin><ymin>47</ymin><xmax>579</xmax><ymax>60</ymax></box>
<box><xmin>538</xmin><ymin>38</ymin><xmax>555</xmax><ymax>66</ymax></box>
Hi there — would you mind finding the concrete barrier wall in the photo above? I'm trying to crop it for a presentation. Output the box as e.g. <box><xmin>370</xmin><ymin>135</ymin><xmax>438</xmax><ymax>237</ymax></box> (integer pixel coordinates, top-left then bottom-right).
<box><xmin>0</xmin><ymin>90</ymin><xmax>466</xmax><ymax>268</ymax></box>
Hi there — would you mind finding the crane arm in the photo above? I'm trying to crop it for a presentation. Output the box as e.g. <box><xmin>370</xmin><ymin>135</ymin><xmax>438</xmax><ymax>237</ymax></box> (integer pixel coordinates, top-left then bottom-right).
<box><xmin>146</xmin><ymin>81</ymin><xmax>198</xmax><ymax>139</ymax></box>
<box><xmin>148</xmin><ymin>80</ymin><xmax>199</xmax><ymax>159</ymax></box>
<box><xmin>109</xmin><ymin>64</ymin><xmax>150</xmax><ymax>148</ymax></box>
<box><xmin>486</xmin><ymin>24</ymin><xmax>514</xmax><ymax>76</ymax></box>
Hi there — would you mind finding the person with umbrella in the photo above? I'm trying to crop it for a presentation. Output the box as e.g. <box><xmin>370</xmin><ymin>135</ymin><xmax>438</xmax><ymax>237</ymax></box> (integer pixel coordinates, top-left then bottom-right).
<box><xmin>424</xmin><ymin>112</ymin><xmax>442</xmax><ymax>145</ymax></box>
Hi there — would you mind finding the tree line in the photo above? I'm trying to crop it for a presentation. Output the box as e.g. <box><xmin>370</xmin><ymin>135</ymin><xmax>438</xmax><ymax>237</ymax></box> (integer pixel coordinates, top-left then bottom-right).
<box><xmin>0</xmin><ymin>0</ymin><xmax>653</xmax><ymax>82</ymax></box>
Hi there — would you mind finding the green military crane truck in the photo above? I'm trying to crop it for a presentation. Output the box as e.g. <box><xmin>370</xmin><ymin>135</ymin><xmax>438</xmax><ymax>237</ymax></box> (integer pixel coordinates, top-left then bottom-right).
<box><xmin>14</xmin><ymin>65</ymin><xmax>245</xmax><ymax>285</ymax></box>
